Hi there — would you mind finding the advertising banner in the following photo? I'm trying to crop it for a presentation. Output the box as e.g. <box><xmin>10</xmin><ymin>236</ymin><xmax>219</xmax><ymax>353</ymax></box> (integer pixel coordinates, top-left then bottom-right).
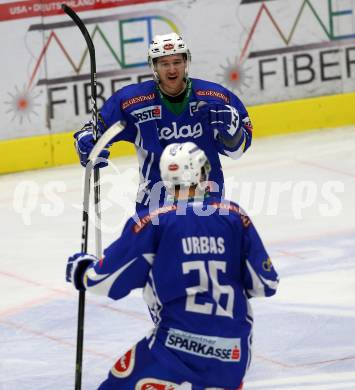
<box><xmin>1</xmin><ymin>0</ymin><xmax>355</xmax><ymax>140</ymax></box>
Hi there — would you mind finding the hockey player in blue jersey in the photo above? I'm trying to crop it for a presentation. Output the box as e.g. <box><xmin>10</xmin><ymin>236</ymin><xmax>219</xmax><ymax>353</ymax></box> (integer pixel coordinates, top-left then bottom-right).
<box><xmin>74</xmin><ymin>32</ymin><xmax>253</xmax><ymax>210</ymax></box>
<box><xmin>66</xmin><ymin>142</ymin><xmax>279</xmax><ymax>390</ymax></box>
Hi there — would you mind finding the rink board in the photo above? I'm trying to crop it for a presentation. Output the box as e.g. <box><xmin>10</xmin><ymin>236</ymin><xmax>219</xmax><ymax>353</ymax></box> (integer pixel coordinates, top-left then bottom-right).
<box><xmin>1</xmin><ymin>91</ymin><xmax>355</xmax><ymax>174</ymax></box>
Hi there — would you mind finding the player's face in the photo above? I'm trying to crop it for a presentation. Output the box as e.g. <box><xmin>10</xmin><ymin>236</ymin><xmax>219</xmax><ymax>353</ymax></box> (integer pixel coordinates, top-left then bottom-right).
<box><xmin>155</xmin><ymin>54</ymin><xmax>186</xmax><ymax>95</ymax></box>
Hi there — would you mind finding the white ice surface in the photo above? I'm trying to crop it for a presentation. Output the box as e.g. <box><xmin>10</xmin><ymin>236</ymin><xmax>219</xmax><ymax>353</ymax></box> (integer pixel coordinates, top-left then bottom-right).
<box><xmin>0</xmin><ymin>126</ymin><xmax>355</xmax><ymax>389</ymax></box>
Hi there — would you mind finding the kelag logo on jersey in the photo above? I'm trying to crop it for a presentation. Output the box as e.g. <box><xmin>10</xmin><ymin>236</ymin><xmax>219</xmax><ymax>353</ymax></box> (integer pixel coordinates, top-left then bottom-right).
<box><xmin>159</xmin><ymin>122</ymin><xmax>203</xmax><ymax>140</ymax></box>
<box><xmin>132</xmin><ymin>105</ymin><xmax>162</xmax><ymax>123</ymax></box>
<box><xmin>165</xmin><ymin>328</ymin><xmax>241</xmax><ymax>362</ymax></box>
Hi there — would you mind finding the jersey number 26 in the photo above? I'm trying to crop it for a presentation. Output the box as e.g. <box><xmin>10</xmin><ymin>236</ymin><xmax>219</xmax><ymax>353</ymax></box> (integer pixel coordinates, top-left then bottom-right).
<box><xmin>182</xmin><ymin>260</ymin><xmax>234</xmax><ymax>317</ymax></box>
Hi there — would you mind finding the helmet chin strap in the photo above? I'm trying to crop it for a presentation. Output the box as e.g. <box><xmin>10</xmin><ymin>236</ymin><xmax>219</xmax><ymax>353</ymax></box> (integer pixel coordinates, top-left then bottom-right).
<box><xmin>150</xmin><ymin>64</ymin><xmax>159</xmax><ymax>83</ymax></box>
<box><xmin>184</xmin><ymin>60</ymin><xmax>190</xmax><ymax>80</ymax></box>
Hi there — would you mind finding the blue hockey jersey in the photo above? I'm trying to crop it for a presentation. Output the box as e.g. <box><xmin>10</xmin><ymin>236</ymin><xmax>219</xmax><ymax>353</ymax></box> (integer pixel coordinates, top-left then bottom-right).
<box><xmin>96</xmin><ymin>79</ymin><xmax>253</xmax><ymax>208</ymax></box>
<box><xmin>83</xmin><ymin>197</ymin><xmax>279</xmax><ymax>388</ymax></box>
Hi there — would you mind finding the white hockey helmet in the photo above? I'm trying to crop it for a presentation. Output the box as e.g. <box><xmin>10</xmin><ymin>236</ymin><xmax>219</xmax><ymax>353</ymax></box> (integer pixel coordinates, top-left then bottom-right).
<box><xmin>159</xmin><ymin>142</ymin><xmax>211</xmax><ymax>191</ymax></box>
<box><xmin>148</xmin><ymin>32</ymin><xmax>191</xmax><ymax>81</ymax></box>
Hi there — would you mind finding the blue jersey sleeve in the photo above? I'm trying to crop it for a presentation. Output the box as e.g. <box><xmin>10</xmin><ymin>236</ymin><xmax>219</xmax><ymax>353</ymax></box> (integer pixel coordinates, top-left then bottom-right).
<box><xmin>97</xmin><ymin>90</ymin><xmax>138</xmax><ymax>144</ymax></box>
<box><xmin>241</xmin><ymin>219</ymin><xmax>279</xmax><ymax>298</ymax></box>
<box><xmin>83</xmin><ymin>217</ymin><xmax>157</xmax><ymax>300</ymax></box>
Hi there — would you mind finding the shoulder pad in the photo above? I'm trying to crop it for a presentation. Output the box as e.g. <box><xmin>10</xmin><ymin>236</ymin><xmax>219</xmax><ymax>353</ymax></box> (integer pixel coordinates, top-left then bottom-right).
<box><xmin>131</xmin><ymin>204</ymin><xmax>177</xmax><ymax>233</ymax></box>
<box><xmin>120</xmin><ymin>80</ymin><xmax>157</xmax><ymax>111</ymax></box>
<box><xmin>191</xmin><ymin>78</ymin><xmax>231</xmax><ymax>105</ymax></box>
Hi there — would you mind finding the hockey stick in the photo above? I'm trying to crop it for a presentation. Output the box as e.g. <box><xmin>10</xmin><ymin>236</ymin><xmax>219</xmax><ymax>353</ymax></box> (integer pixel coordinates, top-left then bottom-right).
<box><xmin>61</xmin><ymin>4</ymin><xmax>103</xmax><ymax>258</ymax></box>
<box><xmin>60</xmin><ymin>4</ymin><xmax>101</xmax><ymax>389</ymax></box>
<box><xmin>77</xmin><ymin>121</ymin><xmax>125</xmax><ymax>390</ymax></box>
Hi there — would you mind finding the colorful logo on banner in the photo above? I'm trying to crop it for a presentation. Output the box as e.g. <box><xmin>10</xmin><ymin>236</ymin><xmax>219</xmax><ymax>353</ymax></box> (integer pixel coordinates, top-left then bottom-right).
<box><xmin>220</xmin><ymin>0</ymin><xmax>355</xmax><ymax>93</ymax></box>
<box><xmin>3</xmin><ymin>2</ymin><xmax>178</xmax><ymax>123</ymax></box>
